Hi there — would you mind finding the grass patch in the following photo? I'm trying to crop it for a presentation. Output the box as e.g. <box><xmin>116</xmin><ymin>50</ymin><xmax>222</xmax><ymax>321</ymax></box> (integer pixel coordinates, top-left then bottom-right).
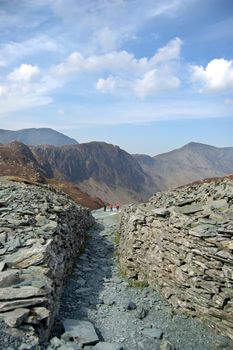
<box><xmin>113</xmin><ymin>232</ymin><xmax>121</xmax><ymax>245</ymax></box>
<box><xmin>127</xmin><ymin>279</ymin><xmax>149</xmax><ymax>289</ymax></box>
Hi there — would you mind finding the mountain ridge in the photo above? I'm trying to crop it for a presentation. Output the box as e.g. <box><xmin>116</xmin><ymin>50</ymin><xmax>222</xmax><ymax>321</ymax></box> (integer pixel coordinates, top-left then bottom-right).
<box><xmin>1</xmin><ymin>130</ymin><xmax>233</xmax><ymax>204</ymax></box>
<box><xmin>0</xmin><ymin>128</ymin><xmax>78</xmax><ymax>146</ymax></box>
<box><xmin>135</xmin><ymin>142</ymin><xmax>233</xmax><ymax>190</ymax></box>
<box><xmin>31</xmin><ymin>141</ymin><xmax>158</xmax><ymax>203</ymax></box>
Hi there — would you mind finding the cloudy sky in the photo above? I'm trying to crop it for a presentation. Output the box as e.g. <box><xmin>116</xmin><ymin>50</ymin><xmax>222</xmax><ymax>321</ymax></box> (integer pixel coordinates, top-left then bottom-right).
<box><xmin>0</xmin><ymin>0</ymin><xmax>233</xmax><ymax>154</ymax></box>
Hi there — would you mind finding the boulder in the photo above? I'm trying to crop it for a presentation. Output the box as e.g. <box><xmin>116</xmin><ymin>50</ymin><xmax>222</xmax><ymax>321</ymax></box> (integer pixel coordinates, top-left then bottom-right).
<box><xmin>63</xmin><ymin>319</ymin><xmax>99</xmax><ymax>345</ymax></box>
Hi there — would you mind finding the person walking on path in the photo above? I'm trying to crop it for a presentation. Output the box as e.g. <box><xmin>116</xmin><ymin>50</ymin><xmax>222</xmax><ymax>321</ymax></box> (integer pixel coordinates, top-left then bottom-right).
<box><xmin>116</xmin><ymin>202</ymin><xmax>120</xmax><ymax>211</ymax></box>
<box><xmin>103</xmin><ymin>203</ymin><xmax>107</xmax><ymax>211</ymax></box>
<box><xmin>109</xmin><ymin>203</ymin><xmax>113</xmax><ymax>211</ymax></box>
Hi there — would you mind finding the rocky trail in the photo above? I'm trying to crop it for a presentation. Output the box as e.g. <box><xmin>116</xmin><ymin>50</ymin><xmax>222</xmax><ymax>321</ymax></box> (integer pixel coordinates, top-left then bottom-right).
<box><xmin>49</xmin><ymin>209</ymin><xmax>231</xmax><ymax>350</ymax></box>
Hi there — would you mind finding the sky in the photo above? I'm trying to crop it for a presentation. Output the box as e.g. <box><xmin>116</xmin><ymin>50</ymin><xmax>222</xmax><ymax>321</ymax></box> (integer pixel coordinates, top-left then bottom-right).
<box><xmin>0</xmin><ymin>0</ymin><xmax>233</xmax><ymax>155</ymax></box>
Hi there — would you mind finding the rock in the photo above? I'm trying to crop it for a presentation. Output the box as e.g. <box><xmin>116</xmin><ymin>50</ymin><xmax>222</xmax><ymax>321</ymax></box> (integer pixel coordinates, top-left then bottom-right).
<box><xmin>0</xmin><ymin>261</ymin><xmax>5</xmax><ymax>272</ymax></box>
<box><xmin>152</xmin><ymin>208</ymin><xmax>170</xmax><ymax>217</ymax></box>
<box><xmin>136</xmin><ymin>305</ymin><xmax>147</xmax><ymax>319</ymax></box>
<box><xmin>0</xmin><ymin>270</ymin><xmax>20</xmax><ymax>287</ymax></box>
<box><xmin>209</xmin><ymin>199</ymin><xmax>229</xmax><ymax>210</ymax></box>
<box><xmin>35</xmin><ymin>214</ymin><xmax>47</xmax><ymax>226</ymax></box>
<box><xmin>189</xmin><ymin>225</ymin><xmax>217</xmax><ymax>237</ymax></box>
<box><xmin>0</xmin><ymin>232</ymin><xmax>7</xmax><ymax>245</ymax></box>
<box><xmin>1</xmin><ymin>308</ymin><xmax>30</xmax><ymax>327</ymax></box>
<box><xmin>126</xmin><ymin>300</ymin><xmax>137</xmax><ymax>310</ymax></box>
<box><xmin>92</xmin><ymin>342</ymin><xmax>124</xmax><ymax>350</ymax></box>
<box><xmin>160</xmin><ymin>340</ymin><xmax>175</xmax><ymax>350</ymax></box>
<box><xmin>178</xmin><ymin>204</ymin><xmax>204</xmax><ymax>215</ymax></box>
<box><xmin>61</xmin><ymin>332</ymin><xmax>74</xmax><ymax>342</ymax></box>
<box><xmin>49</xmin><ymin>336</ymin><xmax>63</xmax><ymax>347</ymax></box>
<box><xmin>142</xmin><ymin>328</ymin><xmax>163</xmax><ymax>339</ymax></box>
<box><xmin>62</xmin><ymin>319</ymin><xmax>99</xmax><ymax>345</ymax></box>
<box><xmin>4</xmin><ymin>244</ymin><xmax>47</xmax><ymax>269</ymax></box>
<box><xmin>0</xmin><ymin>286</ymin><xmax>49</xmax><ymax>300</ymax></box>
<box><xmin>24</xmin><ymin>307</ymin><xmax>50</xmax><ymax>324</ymax></box>
<box><xmin>18</xmin><ymin>344</ymin><xmax>34</xmax><ymax>350</ymax></box>
<box><xmin>0</xmin><ymin>297</ymin><xmax>47</xmax><ymax>312</ymax></box>
<box><xmin>43</xmin><ymin>220</ymin><xmax>58</xmax><ymax>232</ymax></box>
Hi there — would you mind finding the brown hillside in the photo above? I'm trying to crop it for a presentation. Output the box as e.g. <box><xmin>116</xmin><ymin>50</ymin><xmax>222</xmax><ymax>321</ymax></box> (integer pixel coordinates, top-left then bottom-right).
<box><xmin>0</xmin><ymin>142</ymin><xmax>103</xmax><ymax>209</ymax></box>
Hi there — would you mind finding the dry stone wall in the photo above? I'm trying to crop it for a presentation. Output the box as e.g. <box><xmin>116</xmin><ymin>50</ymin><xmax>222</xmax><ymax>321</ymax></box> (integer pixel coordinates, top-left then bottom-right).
<box><xmin>119</xmin><ymin>178</ymin><xmax>233</xmax><ymax>339</ymax></box>
<box><xmin>0</xmin><ymin>178</ymin><xmax>94</xmax><ymax>344</ymax></box>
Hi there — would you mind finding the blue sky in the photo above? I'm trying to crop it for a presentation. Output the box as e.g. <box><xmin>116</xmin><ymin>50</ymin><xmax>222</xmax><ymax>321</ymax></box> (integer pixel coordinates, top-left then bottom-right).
<box><xmin>0</xmin><ymin>0</ymin><xmax>233</xmax><ymax>155</ymax></box>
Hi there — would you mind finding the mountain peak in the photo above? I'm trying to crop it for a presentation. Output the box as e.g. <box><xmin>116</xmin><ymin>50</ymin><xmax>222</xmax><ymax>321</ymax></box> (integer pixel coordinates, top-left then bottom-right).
<box><xmin>182</xmin><ymin>142</ymin><xmax>216</xmax><ymax>150</ymax></box>
<box><xmin>0</xmin><ymin>128</ymin><xmax>78</xmax><ymax>146</ymax></box>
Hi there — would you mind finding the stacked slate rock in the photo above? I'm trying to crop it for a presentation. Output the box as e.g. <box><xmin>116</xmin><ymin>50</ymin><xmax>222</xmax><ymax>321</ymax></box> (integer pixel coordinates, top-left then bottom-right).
<box><xmin>0</xmin><ymin>178</ymin><xmax>94</xmax><ymax>347</ymax></box>
<box><xmin>119</xmin><ymin>178</ymin><xmax>233</xmax><ymax>340</ymax></box>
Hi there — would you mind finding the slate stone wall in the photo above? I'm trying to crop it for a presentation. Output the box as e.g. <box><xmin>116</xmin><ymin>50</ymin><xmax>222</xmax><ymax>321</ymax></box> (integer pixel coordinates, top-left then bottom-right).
<box><xmin>0</xmin><ymin>178</ymin><xmax>95</xmax><ymax>344</ymax></box>
<box><xmin>119</xmin><ymin>178</ymin><xmax>233</xmax><ymax>339</ymax></box>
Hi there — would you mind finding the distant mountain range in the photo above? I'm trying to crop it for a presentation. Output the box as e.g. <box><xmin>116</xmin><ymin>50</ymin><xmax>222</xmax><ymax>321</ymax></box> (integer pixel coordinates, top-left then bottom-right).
<box><xmin>0</xmin><ymin>128</ymin><xmax>233</xmax><ymax>205</ymax></box>
<box><xmin>135</xmin><ymin>142</ymin><xmax>233</xmax><ymax>190</ymax></box>
<box><xmin>0</xmin><ymin>128</ymin><xmax>78</xmax><ymax>146</ymax></box>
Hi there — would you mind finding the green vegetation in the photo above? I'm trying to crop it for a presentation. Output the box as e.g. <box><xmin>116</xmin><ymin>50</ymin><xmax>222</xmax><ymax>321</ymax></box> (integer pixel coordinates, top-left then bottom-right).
<box><xmin>113</xmin><ymin>231</ymin><xmax>121</xmax><ymax>245</ymax></box>
<box><xmin>127</xmin><ymin>279</ymin><xmax>149</xmax><ymax>289</ymax></box>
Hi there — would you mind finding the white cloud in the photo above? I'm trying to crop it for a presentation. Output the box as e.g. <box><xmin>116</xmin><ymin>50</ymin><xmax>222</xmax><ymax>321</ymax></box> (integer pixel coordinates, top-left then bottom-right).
<box><xmin>53</xmin><ymin>50</ymin><xmax>140</xmax><ymax>76</ymax></box>
<box><xmin>191</xmin><ymin>58</ymin><xmax>233</xmax><ymax>92</ymax></box>
<box><xmin>8</xmin><ymin>64</ymin><xmax>40</xmax><ymax>82</ymax></box>
<box><xmin>0</xmin><ymin>85</ymin><xmax>8</xmax><ymax>97</ymax></box>
<box><xmin>149</xmin><ymin>37</ymin><xmax>182</xmax><ymax>65</ymax></box>
<box><xmin>134</xmin><ymin>70</ymin><xmax>158</xmax><ymax>98</ymax></box>
<box><xmin>0</xmin><ymin>35</ymin><xmax>58</xmax><ymax>67</ymax></box>
<box><xmin>0</xmin><ymin>63</ymin><xmax>56</xmax><ymax>114</ymax></box>
<box><xmin>92</xmin><ymin>27</ymin><xmax>121</xmax><ymax>52</ymax></box>
<box><xmin>96</xmin><ymin>76</ymin><xmax>116</xmax><ymax>93</ymax></box>
<box><xmin>52</xmin><ymin>37</ymin><xmax>182</xmax><ymax>97</ymax></box>
<box><xmin>47</xmin><ymin>0</ymin><xmax>188</xmax><ymax>55</ymax></box>
<box><xmin>0</xmin><ymin>93</ymin><xmax>52</xmax><ymax>114</ymax></box>
<box><xmin>134</xmin><ymin>69</ymin><xmax>180</xmax><ymax>98</ymax></box>
<box><xmin>54</xmin><ymin>37</ymin><xmax>182</xmax><ymax>77</ymax></box>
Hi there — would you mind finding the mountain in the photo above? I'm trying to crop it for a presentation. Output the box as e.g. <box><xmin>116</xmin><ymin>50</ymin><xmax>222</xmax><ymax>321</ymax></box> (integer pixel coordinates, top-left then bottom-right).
<box><xmin>1</xmin><ymin>139</ymin><xmax>233</xmax><ymax>205</ymax></box>
<box><xmin>0</xmin><ymin>128</ymin><xmax>78</xmax><ymax>146</ymax></box>
<box><xmin>0</xmin><ymin>142</ymin><xmax>103</xmax><ymax>209</ymax></box>
<box><xmin>135</xmin><ymin>142</ymin><xmax>233</xmax><ymax>190</ymax></box>
<box><xmin>31</xmin><ymin>142</ymin><xmax>158</xmax><ymax>203</ymax></box>
<box><xmin>0</xmin><ymin>141</ymin><xmax>47</xmax><ymax>183</ymax></box>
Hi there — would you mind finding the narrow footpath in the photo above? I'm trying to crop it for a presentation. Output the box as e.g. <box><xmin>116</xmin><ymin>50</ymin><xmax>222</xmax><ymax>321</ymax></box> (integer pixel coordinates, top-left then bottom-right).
<box><xmin>51</xmin><ymin>209</ymin><xmax>232</xmax><ymax>350</ymax></box>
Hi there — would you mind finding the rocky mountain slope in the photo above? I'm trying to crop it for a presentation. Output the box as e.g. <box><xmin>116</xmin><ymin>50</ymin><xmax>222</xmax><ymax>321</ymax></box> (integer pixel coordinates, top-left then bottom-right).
<box><xmin>0</xmin><ymin>141</ymin><xmax>47</xmax><ymax>183</ymax></box>
<box><xmin>135</xmin><ymin>142</ymin><xmax>233</xmax><ymax>190</ymax></box>
<box><xmin>0</xmin><ymin>142</ymin><xmax>103</xmax><ymax>209</ymax></box>
<box><xmin>1</xmin><ymin>138</ymin><xmax>233</xmax><ymax>205</ymax></box>
<box><xmin>0</xmin><ymin>128</ymin><xmax>78</xmax><ymax>146</ymax></box>
<box><xmin>119</xmin><ymin>177</ymin><xmax>233</xmax><ymax>340</ymax></box>
<box><xmin>31</xmin><ymin>142</ymin><xmax>158</xmax><ymax>204</ymax></box>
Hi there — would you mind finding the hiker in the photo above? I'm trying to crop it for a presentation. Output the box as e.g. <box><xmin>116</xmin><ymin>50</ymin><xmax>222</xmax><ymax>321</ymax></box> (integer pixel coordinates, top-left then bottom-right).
<box><xmin>103</xmin><ymin>203</ymin><xmax>107</xmax><ymax>211</ymax></box>
<box><xmin>109</xmin><ymin>203</ymin><xmax>113</xmax><ymax>211</ymax></box>
<box><xmin>116</xmin><ymin>202</ymin><xmax>120</xmax><ymax>211</ymax></box>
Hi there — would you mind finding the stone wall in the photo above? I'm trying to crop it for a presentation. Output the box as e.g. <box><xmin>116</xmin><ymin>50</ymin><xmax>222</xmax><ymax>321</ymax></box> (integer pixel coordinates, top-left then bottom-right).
<box><xmin>0</xmin><ymin>178</ymin><xmax>95</xmax><ymax>344</ymax></box>
<box><xmin>119</xmin><ymin>178</ymin><xmax>233</xmax><ymax>339</ymax></box>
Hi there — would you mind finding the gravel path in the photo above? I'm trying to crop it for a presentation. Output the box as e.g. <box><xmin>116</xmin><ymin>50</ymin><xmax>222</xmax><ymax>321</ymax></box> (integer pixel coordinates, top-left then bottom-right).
<box><xmin>51</xmin><ymin>209</ymin><xmax>232</xmax><ymax>350</ymax></box>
